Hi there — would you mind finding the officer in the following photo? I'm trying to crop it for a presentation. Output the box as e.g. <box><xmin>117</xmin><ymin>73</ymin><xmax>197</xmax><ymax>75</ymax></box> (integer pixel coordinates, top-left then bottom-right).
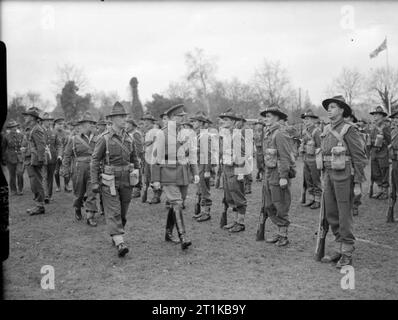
<box><xmin>235</xmin><ymin>115</ymin><xmax>253</xmax><ymax>195</ymax></box>
<box><xmin>369</xmin><ymin>106</ymin><xmax>391</xmax><ymax>200</ymax></box>
<box><xmin>126</xmin><ymin>115</ymin><xmax>144</xmax><ymax>198</ymax></box>
<box><xmin>300</xmin><ymin>109</ymin><xmax>322</xmax><ymax>209</ymax></box>
<box><xmin>387</xmin><ymin>110</ymin><xmax>398</xmax><ymax>222</ymax></box>
<box><xmin>63</xmin><ymin>113</ymin><xmax>98</xmax><ymax>226</ymax></box>
<box><xmin>22</xmin><ymin>107</ymin><xmax>46</xmax><ymax>215</ymax></box>
<box><xmin>254</xmin><ymin>120</ymin><xmax>265</xmax><ymax>182</ymax></box>
<box><xmin>41</xmin><ymin>113</ymin><xmax>63</xmax><ymax>203</ymax></box>
<box><xmin>190</xmin><ymin>112</ymin><xmax>214</xmax><ymax>222</ymax></box>
<box><xmin>2</xmin><ymin>120</ymin><xmax>24</xmax><ymax>196</ymax></box>
<box><xmin>258</xmin><ymin>105</ymin><xmax>295</xmax><ymax>246</ymax></box>
<box><xmin>218</xmin><ymin>109</ymin><xmax>249</xmax><ymax>233</ymax></box>
<box><xmin>151</xmin><ymin>104</ymin><xmax>199</xmax><ymax>249</ymax></box>
<box><xmin>320</xmin><ymin>95</ymin><xmax>367</xmax><ymax>268</ymax></box>
<box><xmin>91</xmin><ymin>102</ymin><xmax>140</xmax><ymax>257</ymax></box>
<box><xmin>142</xmin><ymin>112</ymin><xmax>161</xmax><ymax>204</ymax></box>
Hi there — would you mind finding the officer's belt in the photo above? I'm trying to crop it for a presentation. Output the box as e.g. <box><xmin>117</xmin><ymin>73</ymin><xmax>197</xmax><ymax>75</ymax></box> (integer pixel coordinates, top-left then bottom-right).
<box><xmin>322</xmin><ymin>155</ymin><xmax>351</xmax><ymax>162</ymax></box>
<box><xmin>109</xmin><ymin>165</ymin><xmax>131</xmax><ymax>172</ymax></box>
<box><xmin>75</xmin><ymin>156</ymin><xmax>91</xmax><ymax>162</ymax></box>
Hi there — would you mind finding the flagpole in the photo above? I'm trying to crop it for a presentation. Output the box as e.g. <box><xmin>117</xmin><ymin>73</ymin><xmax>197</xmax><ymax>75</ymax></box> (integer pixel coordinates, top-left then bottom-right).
<box><xmin>386</xmin><ymin>36</ymin><xmax>391</xmax><ymax>114</ymax></box>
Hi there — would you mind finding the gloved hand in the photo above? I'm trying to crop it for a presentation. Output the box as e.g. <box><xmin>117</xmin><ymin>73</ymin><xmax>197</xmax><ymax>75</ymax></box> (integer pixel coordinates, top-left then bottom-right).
<box><xmin>92</xmin><ymin>183</ymin><xmax>100</xmax><ymax>193</ymax></box>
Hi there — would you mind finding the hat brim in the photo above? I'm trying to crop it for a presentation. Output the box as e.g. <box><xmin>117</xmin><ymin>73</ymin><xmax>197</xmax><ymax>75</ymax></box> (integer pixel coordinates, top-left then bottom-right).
<box><xmin>54</xmin><ymin>118</ymin><xmax>65</xmax><ymax>123</ymax></box>
<box><xmin>219</xmin><ymin>115</ymin><xmax>241</xmax><ymax>121</ymax></box>
<box><xmin>300</xmin><ymin>114</ymin><xmax>319</xmax><ymax>119</ymax></box>
<box><xmin>142</xmin><ymin>117</ymin><xmax>156</xmax><ymax>121</ymax></box>
<box><xmin>389</xmin><ymin>111</ymin><xmax>398</xmax><ymax>119</ymax></box>
<box><xmin>7</xmin><ymin>123</ymin><xmax>19</xmax><ymax>128</ymax></box>
<box><xmin>260</xmin><ymin>109</ymin><xmax>288</xmax><ymax>120</ymax></box>
<box><xmin>322</xmin><ymin>98</ymin><xmax>351</xmax><ymax>117</ymax></box>
<box><xmin>22</xmin><ymin>112</ymin><xmax>41</xmax><ymax>119</ymax></box>
<box><xmin>78</xmin><ymin>119</ymin><xmax>97</xmax><ymax>124</ymax></box>
<box><xmin>370</xmin><ymin>111</ymin><xmax>388</xmax><ymax>117</ymax></box>
<box><xmin>171</xmin><ymin>111</ymin><xmax>187</xmax><ymax>117</ymax></box>
<box><xmin>107</xmin><ymin>112</ymin><xmax>129</xmax><ymax>118</ymax></box>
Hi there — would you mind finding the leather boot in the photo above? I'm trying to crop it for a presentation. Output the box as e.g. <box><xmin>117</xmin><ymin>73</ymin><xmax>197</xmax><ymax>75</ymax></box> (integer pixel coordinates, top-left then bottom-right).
<box><xmin>193</xmin><ymin>201</ymin><xmax>201</xmax><ymax>219</ymax></box>
<box><xmin>197</xmin><ymin>206</ymin><xmax>211</xmax><ymax>222</ymax></box>
<box><xmin>378</xmin><ymin>187</ymin><xmax>388</xmax><ymax>200</ymax></box>
<box><xmin>165</xmin><ymin>208</ymin><xmax>180</xmax><ymax>244</ymax></box>
<box><xmin>86</xmin><ymin>211</ymin><xmax>97</xmax><ymax>227</ymax></box>
<box><xmin>321</xmin><ymin>242</ymin><xmax>342</xmax><ymax>263</ymax></box>
<box><xmin>173</xmin><ymin>207</ymin><xmax>191</xmax><ymax>250</ymax></box>
<box><xmin>223</xmin><ymin>210</ymin><xmax>237</xmax><ymax>230</ymax></box>
<box><xmin>132</xmin><ymin>188</ymin><xmax>141</xmax><ymax>198</ymax></box>
<box><xmin>310</xmin><ymin>201</ymin><xmax>320</xmax><ymax>209</ymax></box>
<box><xmin>74</xmin><ymin>207</ymin><xmax>82</xmax><ymax>221</ymax></box>
<box><xmin>276</xmin><ymin>226</ymin><xmax>289</xmax><ymax>246</ymax></box>
<box><xmin>302</xmin><ymin>199</ymin><xmax>315</xmax><ymax>207</ymax></box>
<box><xmin>336</xmin><ymin>243</ymin><xmax>354</xmax><ymax>268</ymax></box>
<box><xmin>27</xmin><ymin>206</ymin><xmax>45</xmax><ymax>216</ymax></box>
<box><xmin>229</xmin><ymin>213</ymin><xmax>245</xmax><ymax>233</ymax></box>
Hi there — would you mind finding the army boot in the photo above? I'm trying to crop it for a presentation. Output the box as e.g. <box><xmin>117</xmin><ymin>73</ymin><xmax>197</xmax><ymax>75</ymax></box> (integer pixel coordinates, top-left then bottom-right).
<box><xmin>165</xmin><ymin>208</ymin><xmax>180</xmax><ymax>244</ymax></box>
<box><xmin>378</xmin><ymin>187</ymin><xmax>389</xmax><ymax>200</ymax></box>
<box><xmin>193</xmin><ymin>199</ymin><xmax>201</xmax><ymax>219</ymax></box>
<box><xmin>174</xmin><ymin>207</ymin><xmax>191</xmax><ymax>250</ymax></box>
<box><xmin>74</xmin><ymin>207</ymin><xmax>82</xmax><ymax>221</ymax></box>
<box><xmin>27</xmin><ymin>205</ymin><xmax>45</xmax><ymax>216</ymax></box>
<box><xmin>229</xmin><ymin>213</ymin><xmax>245</xmax><ymax>233</ymax></box>
<box><xmin>276</xmin><ymin>226</ymin><xmax>289</xmax><ymax>246</ymax></box>
<box><xmin>223</xmin><ymin>209</ymin><xmax>237</xmax><ymax>230</ymax></box>
<box><xmin>86</xmin><ymin>210</ymin><xmax>97</xmax><ymax>227</ymax></box>
<box><xmin>336</xmin><ymin>243</ymin><xmax>354</xmax><ymax>268</ymax></box>
<box><xmin>321</xmin><ymin>242</ymin><xmax>342</xmax><ymax>263</ymax></box>
<box><xmin>132</xmin><ymin>187</ymin><xmax>141</xmax><ymax>198</ymax></box>
<box><xmin>302</xmin><ymin>195</ymin><xmax>315</xmax><ymax>207</ymax></box>
<box><xmin>197</xmin><ymin>206</ymin><xmax>211</xmax><ymax>222</ymax></box>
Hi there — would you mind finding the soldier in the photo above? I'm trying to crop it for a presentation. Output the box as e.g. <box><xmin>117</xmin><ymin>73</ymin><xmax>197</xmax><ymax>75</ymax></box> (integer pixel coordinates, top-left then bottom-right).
<box><xmin>2</xmin><ymin>120</ymin><xmax>24</xmax><ymax>196</ymax></box>
<box><xmin>320</xmin><ymin>95</ymin><xmax>367</xmax><ymax>267</ymax></box>
<box><xmin>254</xmin><ymin>120</ymin><xmax>265</xmax><ymax>182</ymax></box>
<box><xmin>368</xmin><ymin>106</ymin><xmax>391</xmax><ymax>200</ymax></box>
<box><xmin>63</xmin><ymin>113</ymin><xmax>98</xmax><ymax>226</ymax></box>
<box><xmin>151</xmin><ymin>104</ymin><xmax>199</xmax><ymax>249</ymax></box>
<box><xmin>142</xmin><ymin>112</ymin><xmax>161</xmax><ymax>204</ymax></box>
<box><xmin>2</xmin><ymin>120</ymin><xmax>24</xmax><ymax>195</ymax></box>
<box><xmin>218</xmin><ymin>109</ymin><xmax>249</xmax><ymax>233</ymax></box>
<box><xmin>22</xmin><ymin>107</ymin><xmax>46</xmax><ymax>216</ymax></box>
<box><xmin>190</xmin><ymin>112</ymin><xmax>214</xmax><ymax>222</ymax></box>
<box><xmin>95</xmin><ymin>117</ymin><xmax>108</xmax><ymax>215</ymax></box>
<box><xmin>257</xmin><ymin>105</ymin><xmax>295</xmax><ymax>246</ymax></box>
<box><xmin>300</xmin><ymin>109</ymin><xmax>322</xmax><ymax>209</ymax></box>
<box><xmin>91</xmin><ymin>102</ymin><xmax>140</xmax><ymax>257</ymax></box>
<box><xmin>41</xmin><ymin>113</ymin><xmax>62</xmax><ymax>203</ymax></box>
<box><xmin>387</xmin><ymin>110</ymin><xmax>398</xmax><ymax>222</ymax></box>
<box><xmin>126</xmin><ymin>115</ymin><xmax>144</xmax><ymax>198</ymax></box>
<box><xmin>53</xmin><ymin>116</ymin><xmax>72</xmax><ymax>193</ymax></box>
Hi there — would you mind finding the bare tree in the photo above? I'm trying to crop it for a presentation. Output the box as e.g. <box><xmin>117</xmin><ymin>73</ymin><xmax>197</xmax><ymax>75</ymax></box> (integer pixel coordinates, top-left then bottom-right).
<box><xmin>166</xmin><ymin>81</ymin><xmax>194</xmax><ymax>100</ymax></box>
<box><xmin>185</xmin><ymin>48</ymin><xmax>218</xmax><ymax>115</ymax></box>
<box><xmin>367</xmin><ymin>67</ymin><xmax>398</xmax><ymax>112</ymax></box>
<box><xmin>252</xmin><ymin>59</ymin><xmax>293</xmax><ymax>111</ymax></box>
<box><xmin>53</xmin><ymin>63</ymin><xmax>89</xmax><ymax>93</ymax></box>
<box><xmin>329</xmin><ymin>67</ymin><xmax>364</xmax><ymax>106</ymax></box>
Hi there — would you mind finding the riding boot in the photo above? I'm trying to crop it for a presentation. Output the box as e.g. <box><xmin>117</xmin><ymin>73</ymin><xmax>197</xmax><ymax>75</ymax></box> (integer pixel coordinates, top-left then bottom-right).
<box><xmin>173</xmin><ymin>207</ymin><xmax>191</xmax><ymax>250</ymax></box>
<box><xmin>165</xmin><ymin>208</ymin><xmax>180</xmax><ymax>243</ymax></box>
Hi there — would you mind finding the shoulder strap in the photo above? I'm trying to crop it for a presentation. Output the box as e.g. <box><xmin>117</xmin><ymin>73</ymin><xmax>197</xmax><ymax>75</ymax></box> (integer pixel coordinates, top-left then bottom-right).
<box><xmin>111</xmin><ymin>135</ymin><xmax>132</xmax><ymax>157</ymax></box>
<box><xmin>72</xmin><ymin>136</ymin><xmax>77</xmax><ymax>158</ymax></box>
<box><xmin>103</xmin><ymin>134</ymin><xmax>110</xmax><ymax>165</ymax></box>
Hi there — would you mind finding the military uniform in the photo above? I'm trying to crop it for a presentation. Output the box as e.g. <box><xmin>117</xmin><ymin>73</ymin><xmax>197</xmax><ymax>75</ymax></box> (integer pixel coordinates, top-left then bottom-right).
<box><xmin>320</xmin><ymin>96</ymin><xmax>367</xmax><ymax>267</ymax></box>
<box><xmin>369</xmin><ymin>106</ymin><xmax>391</xmax><ymax>200</ymax></box>
<box><xmin>2</xmin><ymin>121</ymin><xmax>24</xmax><ymax>195</ymax></box>
<box><xmin>151</xmin><ymin>104</ymin><xmax>199</xmax><ymax>249</ymax></box>
<box><xmin>254</xmin><ymin>121</ymin><xmax>265</xmax><ymax>181</ymax></box>
<box><xmin>127</xmin><ymin>115</ymin><xmax>144</xmax><ymax>198</ymax></box>
<box><xmin>53</xmin><ymin>117</ymin><xmax>71</xmax><ymax>192</ymax></box>
<box><xmin>22</xmin><ymin>108</ymin><xmax>46</xmax><ymax>215</ymax></box>
<box><xmin>301</xmin><ymin>110</ymin><xmax>322</xmax><ymax>209</ymax></box>
<box><xmin>387</xmin><ymin>111</ymin><xmax>398</xmax><ymax>222</ymax></box>
<box><xmin>91</xmin><ymin>102</ymin><xmax>140</xmax><ymax>256</ymax></box>
<box><xmin>63</xmin><ymin>113</ymin><xmax>98</xmax><ymax>225</ymax></box>
<box><xmin>259</xmin><ymin>106</ymin><xmax>295</xmax><ymax>246</ymax></box>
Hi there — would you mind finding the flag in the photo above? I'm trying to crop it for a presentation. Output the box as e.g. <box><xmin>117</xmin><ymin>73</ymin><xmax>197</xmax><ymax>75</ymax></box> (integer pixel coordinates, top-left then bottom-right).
<box><xmin>370</xmin><ymin>38</ymin><xmax>387</xmax><ymax>59</ymax></box>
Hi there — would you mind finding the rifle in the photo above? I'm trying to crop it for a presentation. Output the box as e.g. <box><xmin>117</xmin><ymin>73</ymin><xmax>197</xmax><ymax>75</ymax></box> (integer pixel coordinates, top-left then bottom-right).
<box><xmin>141</xmin><ymin>183</ymin><xmax>148</xmax><ymax>203</ymax></box>
<box><xmin>368</xmin><ymin>180</ymin><xmax>374</xmax><ymax>198</ymax></box>
<box><xmin>194</xmin><ymin>191</ymin><xmax>201</xmax><ymax>216</ymax></box>
<box><xmin>219</xmin><ymin>196</ymin><xmax>228</xmax><ymax>228</ymax></box>
<box><xmin>314</xmin><ymin>192</ymin><xmax>328</xmax><ymax>261</ymax></box>
<box><xmin>387</xmin><ymin>163</ymin><xmax>396</xmax><ymax>223</ymax></box>
<box><xmin>256</xmin><ymin>204</ymin><xmax>267</xmax><ymax>241</ymax></box>
<box><xmin>300</xmin><ymin>177</ymin><xmax>307</xmax><ymax>204</ymax></box>
<box><xmin>215</xmin><ymin>164</ymin><xmax>222</xmax><ymax>189</ymax></box>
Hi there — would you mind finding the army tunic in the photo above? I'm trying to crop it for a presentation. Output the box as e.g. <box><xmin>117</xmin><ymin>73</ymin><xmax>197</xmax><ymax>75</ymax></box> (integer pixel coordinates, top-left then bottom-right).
<box><xmin>128</xmin><ymin>128</ymin><xmax>144</xmax><ymax>190</ymax></box>
<box><xmin>2</xmin><ymin>131</ymin><xmax>24</xmax><ymax>193</ymax></box>
<box><xmin>25</xmin><ymin>123</ymin><xmax>46</xmax><ymax>205</ymax></box>
<box><xmin>91</xmin><ymin>128</ymin><xmax>139</xmax><ymax>236</ymax></box>
<box><xmin>254</xmin><ymin>126</ymin><xmax>265</xmax><ymax>179</ymax></box>
<box><xmin>321</xmin><ymin>118</ymin><xmax>367</xmax><ymax>245</ymax></box>
<box><xmin>196</xmin><ymin>129</ymin><xmax>214</xmax><ymax>208</ymax></box>
<box><xmin>54</xmin><ymin>128</ymin><xmax>70</xmax><ymax>189</ymax></box>
<box><xmin>369</xmin><ymin>119</ymin><xmax>391</xmax><ymax>188</ymax></box>
<box><xmin>389</xmin><ymin>127</ymin><xmax>398</xmax><ymax>201</ymax></box>
<box><xmin>262</xmin><ymin>123</ymin><xmax>294</xmax><ymax>228</ymax></box>
<box><xmin>63</xmin><ymin>133</ymin><xmax>98</xmax><ymax>213</ymax></box>
<box><xmin>302</xmin><ymin>124</ymin><xmax>322</xmax><ymax>202</ymax></box>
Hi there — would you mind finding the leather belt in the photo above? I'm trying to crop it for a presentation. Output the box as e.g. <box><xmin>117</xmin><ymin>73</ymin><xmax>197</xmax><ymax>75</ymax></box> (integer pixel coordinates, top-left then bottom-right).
<box><xmin>323</xmin><ymin>155</ymin><xmax>351</xmax><ymax>161</ymax></box>
<box><xmin>111</xmin><ymin>165</ymin><xmax>131</xmax><ymax>172</ymax></box>
<box><xmin>76</xmin><ymin>156</ymin><xmax>91</xmax><ymax>162</ymax></box>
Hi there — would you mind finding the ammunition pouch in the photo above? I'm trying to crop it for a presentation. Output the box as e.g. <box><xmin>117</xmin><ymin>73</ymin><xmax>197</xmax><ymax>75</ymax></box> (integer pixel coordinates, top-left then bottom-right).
<box><xmin>305</xmin><ymin>140</ymin><xmax>315</xmax><ymax>155</ymax></box>
<box><xmin>264</xmin><ymin>148</ymin><xmax>278</xmax><ymax>168</ymax></box>
<box><xmin>101</xmin><ymin>173</ymin><xmax>116</xmax><ymax>196</ymax></box>
<box><xmin>374</xmin><ymin>133</ymin><xmax>384</xmax><ymax>148</ymax></box>
<box><xmin>330</xmin><ymin>144</ymin><xmax>347</xmax><ymax>170</ymax></box>
<box><xmin>129</xmin><ymin>169</ymin><xmax>140</xmax><ymax>186</ymax></box>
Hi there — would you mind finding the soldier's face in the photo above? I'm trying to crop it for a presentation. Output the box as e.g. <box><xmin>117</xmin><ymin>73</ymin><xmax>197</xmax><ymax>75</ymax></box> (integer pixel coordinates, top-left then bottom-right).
<box><xmin>220</xmin><ymin>117</ymin><xmax>233</xmax><ymax>129</ymax></box>
<box><xmin>327</xmin><ymin>103</ymin><xmax>343</xmax><ymax>120</ymax></box>
<box><xmin>372</xmin><ymin>113</ymin><xmax>383</xmax><ymax>122</ymax></box>
<box><xmin>192</xmin><ymin>120</ymin><xmax>201</xmax><ymax>130</ymax></box>
<box><xmin>264</xmin><ymin>113</ymin><xmax>278</xmax><ymax>126</ymax></box>
<box><xmin>55</xmin><ymin>121</ymin><xmax>64</xmax><ymax>130</ymax></box>
<box><xmin>24</xmin><ymin>115</ymin><xmax>34</xmax><ymax>125</ymax></box>
<box><xmin>111</xmin><ymin>115</ymin><xmax>127</xmax><ymax>129</ymax></box>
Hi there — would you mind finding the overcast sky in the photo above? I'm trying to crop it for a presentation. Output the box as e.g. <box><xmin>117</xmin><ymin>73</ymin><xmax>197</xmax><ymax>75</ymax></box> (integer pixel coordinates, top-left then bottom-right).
<box><xmin>1</xmin><ymin>1</ymin><xmax>397</xmax><ymax>110</ymax></box>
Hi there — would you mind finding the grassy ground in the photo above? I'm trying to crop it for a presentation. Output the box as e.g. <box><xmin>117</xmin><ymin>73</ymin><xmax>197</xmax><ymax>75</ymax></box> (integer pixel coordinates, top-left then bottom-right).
<box><xmin>3</xmin><ymin>161</ymin><xmax>398</xmax><ymax>299</ymax></box>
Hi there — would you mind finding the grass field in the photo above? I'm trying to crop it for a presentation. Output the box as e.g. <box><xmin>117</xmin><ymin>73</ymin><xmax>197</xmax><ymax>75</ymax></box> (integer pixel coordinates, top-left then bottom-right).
<box><xmin>3</xmin><ymin>161</ymin><xmax>398</xmax><ymax>299</ymax></box>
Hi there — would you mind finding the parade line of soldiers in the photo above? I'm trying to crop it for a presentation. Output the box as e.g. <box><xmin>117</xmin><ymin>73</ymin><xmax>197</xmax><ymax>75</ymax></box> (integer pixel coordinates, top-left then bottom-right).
<box><xmin>1</xmin><ymin>95</ymin><xmax>396</xmax><ymax>267</ymax></box>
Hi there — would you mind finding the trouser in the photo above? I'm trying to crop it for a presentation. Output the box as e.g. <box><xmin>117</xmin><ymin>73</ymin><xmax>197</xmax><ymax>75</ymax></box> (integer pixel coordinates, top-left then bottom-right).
<box><xmin>323</xmin><ymin>166</ymin><xmax>355</xmax><ymax>245</ymax></box>
<box><xmin>144</xmin><ymin>161</ymin><xmax>161</xmax><ymax>199</ymax></box>
<box><xmin>371</xmin><ymin>158</ymin><xmax>389</xmax><ymax>188</ymax></box>
<box><xmin>303</xmin><ymin>159</ymin><xmax>322</xmax><ymax>202</ymax></box>
<box><xmin>262</xmin><ymin>177</ymin><xmax>291</xmax><ymax>227</ymax></box>
<box><xmin>244</xmin><ymin>173</ymin><xmax>252</xmax><ymax>192</ymax></box>
<box><xmin>353</xmin><ymin>194</ymin><xmax>361</xmax><ymax>210</ymax></box>
<box><xmin>42</xmin><ymin>163</ymin><xmax>56</xmax><ymax>199</ymax></box>
<box><xmin>27</xmin><ymin>164</ymin><xmax>44</xmax><ymax>206</ymax></box>
<box><xmin>101</xmin><ymin>171</ymin><xmax>132</xmax><ymax>236</ymax></box>
<box><xmin>163</xmin><ymin>184</ymin><xmax>188</xmax><ymax>210</ymax></box>
<box><xmin>55</xmin><ymin>158</ymin><xmax>70</xmax><ymax>189</ymax></box>
<box><xmin>256</xmin><ymin>147</ymin><xmax>265</xmax><ymax>178</ymax></box>
<box><xmin>6</xmin><ymin>162</ymin><xmax>23</xmax><ymax>193</ymax></box>
<box><xmin>222</xmin><ymin>165</ymin><xmax>247</xmax><ymax>215</ymax></box>
<box><xmin>197</xmin><ymin>165</ymin><xmax>212</xmax><ymax>207</ymax></box>
<box><xmin>72</xmin><ymin>161</ymin><xmax>97</xmax><ymax>213</ymax></box>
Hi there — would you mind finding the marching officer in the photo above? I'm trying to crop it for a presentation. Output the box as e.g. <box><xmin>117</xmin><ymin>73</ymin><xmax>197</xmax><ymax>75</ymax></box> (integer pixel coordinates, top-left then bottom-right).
<box><xmin>218</xmin><ymin>109</ymin><xmax>249</xmax><ymax>233</ymax></box>
<box><xmin>369</xmin><ymin>106</ymin><xmax>391</xmax><ymax>200</ymax></box>
<box><xmin>254</xmin><ymin>120</ymin><xmax>265</xmax><ymax>182</ymax></box>
<box><xmin>22</xmin><ymin>107</ymin><xmax>46</xmax><ymax>216</ymax></box>
<box><xmin>41</xmin><ymin>113</ymin><xmax>62</xmax><ymax>203</ymax></box>
<box><xmin>126</xmin><ymin>115</ymin><xmax>144</xmax><ymax>198</ymax></box>
<box><xmin>63</xmin><ymin>113</ymin><xmax>98</xmax><ymax>226</ymax></box>
<box><xmin>2</xmin><ymin>120</ymin><xmax>24</xmax><ymax>196</ymax></box>
<box><xmin>191</xmin><ymin>112</ymin><xmax>214</xmax><ymax>222</ymax></box>
<box><xmin>320</xmin><ymin>95</ymin><xmax>367</xmax><ymax>267</ymax></box>
<box><xmin>258</xmin><ymin>105</ymin><xmax>295</xmax><ymax>246</ymax></box>
<box><xmin>151</xmin><ymin>104</ymin><xmax>199</xmax><ymax>250</ymax></box>
<box><xmin>387</xmin><ymin>110</ymin><xmax>398</xmax><ymax>223</ymax></box>
<box><xmin>300</xmin><ymin>109</ymin><xmax>322</xmax><ymax>209</ymax></box>
<box><xmin>91</xmin><ymin>102</ymin><xmax>140</xmax><ymax>257</ymax></box>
